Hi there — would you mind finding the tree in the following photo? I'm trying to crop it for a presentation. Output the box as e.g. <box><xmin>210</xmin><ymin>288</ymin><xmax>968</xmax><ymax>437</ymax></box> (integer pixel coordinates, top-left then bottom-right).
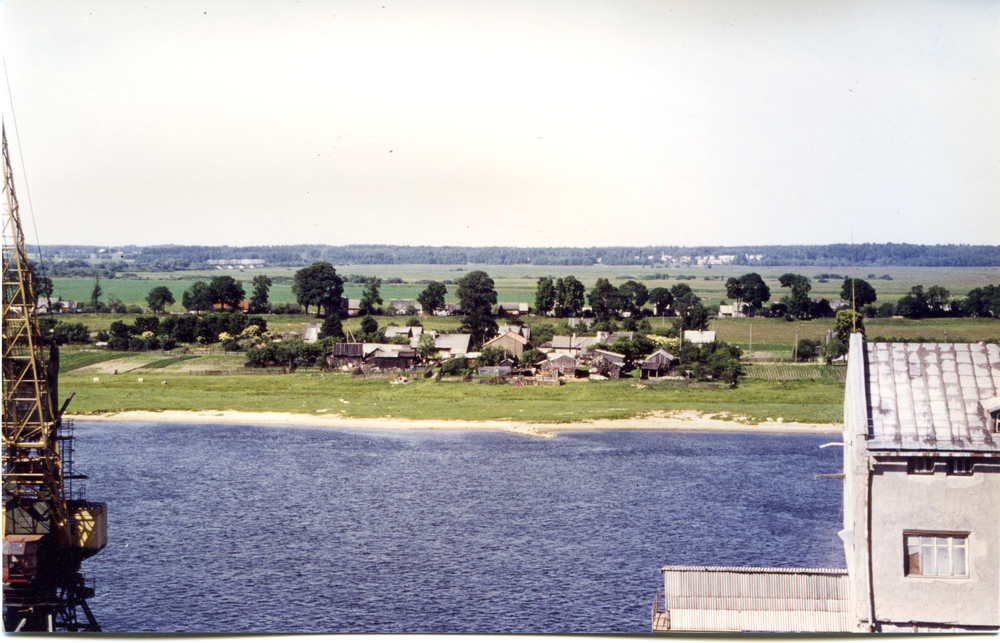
<box><xmin>417</xmin><ymin>333</ymin><xmax>438</xmax><ymax>361</ymax></box>
<box><xmin>669</xmin><ymin>283</ymin><xmax>693</xmax><ymax>300</ymax></box>
<box><xmin>840</xmin><ymin>278</ymin><xmax>877</xmax><ymax>309</ymax></box>
<box><xmin>34</xmin><ymin>274</ymin><xmax>54</xmax><ymax>309</ymax></box>
<box><xmin>208</xmin><ymin>276</ymin><xmax>246</xmax><ymax>311</ymax></box>
<box><xmin>520</xmin><ymin>347</ymin><xmax>546</xmax><ymax>366</ymax></box>
<box><xmin>319</xmin><ymin>315</ymin><xmax>345</xmax><ymax>342</ymax></box>
<box><xmin>182</xmin><ymin>281</ymin><xmax>212</xmax><ymax>313</ymax></box>
<box><xmin>359</xmin><ymin>277</ymin><xmax>383</xmax><ymax>315</ymax></box>
<box><xmin>250</xmin><ymin>275</ymin><xmax>272</xmax><ymax>313</ymax></box>
<box><xmin>357</xmin><ymin>315</ymin><xmax>383</xmax><ymax>342</ymax></box>
<box><xmin>588</xmin><ymin>278</ymin><xmax>623</xmax><ymax>321</ymax></box>
<box><xmin>534</xmin><ymin>277</ymin><xmax>556</xmax><ymax>316</ymax></box>
<box><xmin>737</xmin><ymin>273</ymin><xmax>770</xmax><ymax>309</ymax></box>
<box><xmin>146</xmin><ymin>286</ymin><xmax>176</xmax><ymax>313</ymax></box>
<box><xmin>648</xmin><ymin>287</ymin><xmax>674</xmax><ymax>316</ymax></box>
<box><xmin>963</xmin><ymin>285</ymin><xmax>1000</xmax><ymax>318</ymax></box>
<box><xmin>778</xmin><ymin>273</ymin><xmax>812</xmax><ymax>319</ymax></box>
<box><xmin>896</xmin><ymin>285</ymin><xmax>930</xmax><ymax>319</ymax></box>
<box><xmin>926</xmin><ymin>285</ymin><xmax>951</xmax><ymax>316</ymax></box>
<box><xmin>834</xmin><ymin>309</ymin><xmax>865</xmax><ymax>347</ymax></box>
<box><xmin>90</xmin><ymin>274</ymin><xmax>103</xmax><ymax>310</ymax></box>
<box><xmin>292</xmin><ymin>261</ymin><xmax>344</xmax><ymax>316</ymax></box>
<box><xmin>417</xmin><ymin>281</ymin><xmax>448</xmax><ymax>315</ymax></box>
<box><xmin>554</xmin><ymin>276</ymin><xmax>586</xmax><ymax>317</ymax></box>
<box><xmin>618</xmin><ymin>280</ymin><xmax>648</xmax><ymax>316</ymax></box>
<box><xmin>673</xmin><ymin>293</ymin><xmax>709</xmax><ymax>332</ymax></box>
<box><xmin>456</xmin><ymin>270</ymin><xmax>498</xmax><ymax>348</ymax></box>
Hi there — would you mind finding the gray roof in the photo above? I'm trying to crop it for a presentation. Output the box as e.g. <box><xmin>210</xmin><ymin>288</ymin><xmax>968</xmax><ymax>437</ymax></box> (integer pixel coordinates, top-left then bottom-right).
<box><xmin>431</xmin><ymin>333</ymin><xmax>471</xmax><ymax>355</ymax></box>
<box><xmin>659</xmin><ymin>565</ymin><xmax>850</xmax><ymax>633</ymax></box>
<box><xmin>864</xmin><ymin>342</ymin><xmax>1000</xmax><ymax>452</ymax></box>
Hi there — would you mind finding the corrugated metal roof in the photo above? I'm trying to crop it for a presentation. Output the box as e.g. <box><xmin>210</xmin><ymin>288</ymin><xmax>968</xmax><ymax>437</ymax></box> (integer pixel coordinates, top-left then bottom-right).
<box><xmin>865</xmin><ymin>342</ymin><xmax>1000</xmax><ymax>452</ymax></box>
<box><xmin>659</xmin><ymin>566</ymin><xmax>851</xmax><ymax>632</ymax></box>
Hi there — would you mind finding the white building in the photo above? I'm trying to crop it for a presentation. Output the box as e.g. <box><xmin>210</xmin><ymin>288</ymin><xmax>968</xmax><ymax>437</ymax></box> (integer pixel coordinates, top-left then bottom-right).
<box><xmin>654</xmin><ymin>335</ymin><xmax>1000</xmax><ymax>633</ymax></box>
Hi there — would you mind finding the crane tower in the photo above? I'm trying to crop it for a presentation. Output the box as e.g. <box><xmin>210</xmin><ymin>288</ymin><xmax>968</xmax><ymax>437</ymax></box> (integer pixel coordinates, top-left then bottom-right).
<box><xmin>2</xmin><ymin>123</ymin><xmax>106</xmax><ymax>632</ymax></box>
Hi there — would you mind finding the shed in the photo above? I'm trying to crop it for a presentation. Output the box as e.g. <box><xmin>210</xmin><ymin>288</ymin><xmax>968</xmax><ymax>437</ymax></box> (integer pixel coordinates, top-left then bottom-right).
<box><xmin>640</xmin><ymin>348</ymin><xmax>676</xmax><ymax>379</ymax></box>
<box><xmin>539</xmin><ymin>353</ymin><xmax>576</xmax><ymax>377</ymax></box>
<box><xmin>590</xmin><ymin>349</ymin><xmax>625</xmax><ymax>379</ymax></box>
<box><xmin>325</xmin><ymin>343</ymin><xmax>364</xmax><ymax>369</ymax></box>
<box><xmin>497</xmin><ymin>302</ymin><xmax>529</xmax><ymax>316</ymax></box>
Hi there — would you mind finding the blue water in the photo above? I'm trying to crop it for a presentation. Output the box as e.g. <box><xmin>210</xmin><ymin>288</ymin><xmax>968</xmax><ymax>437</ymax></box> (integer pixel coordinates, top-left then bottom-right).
<box><xmin>72</xmin><ymin>423</ymin><xmax>845</xmax><ymax>633</ymax></box>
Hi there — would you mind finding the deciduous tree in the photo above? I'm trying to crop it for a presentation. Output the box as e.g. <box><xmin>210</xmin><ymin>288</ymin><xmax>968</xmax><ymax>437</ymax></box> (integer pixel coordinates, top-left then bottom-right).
<box><xmin>456</xmin><ymin>270</ymin><xmax>498</xmax><ymax>347</ymax></box>
<box><xmin>293</xmin><ymin>261</ymin><xmax>344</xmax><ymax>316</ymax></box>
<box><xmin>534</xmin><ymin>277</ymin><xmax>556</xmax><ymax>316</ymax></box>
<box><xmin>554</xmin><ymin>276</ymin><xmax>586</xmax><ymax>317</ymax></box>
<box><xmin>840</xmin><ymin>278</ymin><xmax>877</xmax><ymax>309</ymax></box>
<box><xmin>250</xmin><ymin>275</ymin><xmax>272</xmax><ymax>313</ymax></box>
<box><xmin>778</xmin><ymin>273</ymin><xmax>812</xmax><ymax>319</ymax></box>
<box><xmin>359</xmin><ymin>277</ymin><xmax>383</xmax><ymax>315</ymax></box>
<box><xmin>417</xmin><ymin>281</ymin><xmax>448</xmax><ymax>315</ymax></box>
<box><xmin>146</xmin><ymin>286</ymin><xmax>176</xmax><ymax>313</ymax></box>
<box><xmin>182</xmin><ymin>281</ymin><xmax>212</xmax><ymax>313</ymax></box>
<box><xmin>208</xmin><ymin>276</ymin><xmax>246</xmax><ymax>312</ymax></box>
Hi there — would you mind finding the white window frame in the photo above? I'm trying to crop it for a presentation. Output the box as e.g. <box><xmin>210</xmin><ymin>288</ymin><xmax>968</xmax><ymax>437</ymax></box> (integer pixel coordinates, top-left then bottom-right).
<box><xmin>904</xmin><ymin>532</ymin><xmax>969</xmax><ymax>579</ymax></box>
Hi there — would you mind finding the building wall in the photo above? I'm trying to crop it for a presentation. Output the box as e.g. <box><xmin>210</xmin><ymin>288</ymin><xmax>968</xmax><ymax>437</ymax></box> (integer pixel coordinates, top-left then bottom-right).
<box><xmin>868</xmin><ymin>460</ymin><xmax>1000</xmax><ymax>628</ymax></box>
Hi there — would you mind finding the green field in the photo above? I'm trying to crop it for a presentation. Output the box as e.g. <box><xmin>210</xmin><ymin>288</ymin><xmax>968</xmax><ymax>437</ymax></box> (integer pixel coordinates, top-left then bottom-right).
<box><xmin>48</xmin><ymin>264</ymin><xmax>998</xmax><ymax>313</ymax></box>
<box><xmin>61</xmin><ymin>370</ymin><xmax>845</xmax><ymax>425</ymax></box>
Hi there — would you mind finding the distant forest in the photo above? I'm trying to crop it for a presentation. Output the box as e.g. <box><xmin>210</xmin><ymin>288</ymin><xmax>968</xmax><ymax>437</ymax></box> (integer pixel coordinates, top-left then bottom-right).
<box><xmin>38</xmin><ymin>243</ymin><xmax>999</xmax><ymax>272</ymax></box>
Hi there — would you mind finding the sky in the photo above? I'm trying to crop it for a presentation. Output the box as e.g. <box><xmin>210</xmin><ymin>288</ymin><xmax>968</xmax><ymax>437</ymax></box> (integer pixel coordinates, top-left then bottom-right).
<box><xmin>2</xmin><ymin>0</ymin><xmax>998</xmax><ymax>249</ymax></box>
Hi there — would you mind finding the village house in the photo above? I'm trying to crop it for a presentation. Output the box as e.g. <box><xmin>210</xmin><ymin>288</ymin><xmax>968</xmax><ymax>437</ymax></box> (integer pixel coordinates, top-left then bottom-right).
<box><xmin>497</xmin><ymin>302</ymin><xmax>529</xmax><ymax>316</ymax></box>
<box><xmin>683</xmin><ymin>330</ymin><xmax>716</xmax><ymax>344</ymax></box>
<box><xmin>639</xmin><ymin>348</ymin><xmax>676</xmax><ymax>379</ymax></box>
<box><xmin>589</xmin><ymin>349</ymin><xmax>625</xmax><ymax>379</ymax></box>
<box><xmin>595</xmin><ymin>330</ymin><xmax>633</xmax><ymax>344</ymax></box>
<box><xmin>718</xmin><ymin>303</ymin><xmax>756</xmax><ymax>318</ymax></box>
<box><xmin>212</xmin><ymin>300</ymin><xmax>250</xmax><ymax>313</ymax></box>
<box><xmin>426</xmin><ymin>333</ymin><xmax>471</xmax><ymax>359</ymax></box>
<box><xmin>340</xmin><ymin>297</ymin><xmax>362</xmax><ymax>317</ymax></box>
<box><xmin>538</xmin><ymin>353</ymin><xmax>576</xmax><ymax>377</ymax></box>
<box><xmin>546</xmin><ymin>335</ymin><xmax>600</xmax><ymax>356</ymax></box>
<box><xmin>388</xmin><ymin>299</ymin><xmax>422</xmax><ymax>316</ymax></box>
<box><xmin>482</xmin><ymin>330</ymin><xmax>529</xmax><ymax>359</ymax></box>
<box><xmin>439</xmin><ymin>303</ymin><xmax>462</xmax><ymax>316</ymax></box>
<box><xmin>653</xmin><ymin>336</ymin><xmax>1000</xmax><ymax>633</ymax></box>
<box><xmin>497</xmin><ymin>325</ymin><xmax>530</xmax><ymax>343</ymax></box>
<box><xmin>384</xmin><ymin>326</ymin><xmax>422</xmax><ymax>341</ymax></box>
<box><xmin>325</xmin><ymin>342</ymin><xmax>364</xmax><ymax>369</ymax></box>
<box><xmin>302</xmin><ymin>323</ymin><xmax>321</xmax><ymax>343</ymax></box>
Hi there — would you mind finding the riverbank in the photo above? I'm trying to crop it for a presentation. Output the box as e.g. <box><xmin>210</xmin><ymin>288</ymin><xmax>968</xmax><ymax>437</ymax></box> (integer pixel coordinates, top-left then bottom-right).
<box><xmin>69</xmin><ymin>409</ymin><xmax>840</xmax><ymax>434</ymax></box>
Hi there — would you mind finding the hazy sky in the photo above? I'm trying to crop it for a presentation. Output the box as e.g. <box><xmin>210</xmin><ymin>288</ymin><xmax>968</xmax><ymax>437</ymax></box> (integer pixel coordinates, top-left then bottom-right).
<box><xmin>3</xmin><ymin>0</ymin><xmax>998</xmax><ymax>249</ymax></box>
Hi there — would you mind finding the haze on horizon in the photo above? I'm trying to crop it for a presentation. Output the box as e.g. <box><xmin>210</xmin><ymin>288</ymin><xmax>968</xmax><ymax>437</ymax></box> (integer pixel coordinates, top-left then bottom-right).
<box><xmin>3</xmin><ymin>0</ymin><xmax>997</xmax><ymax>250</ymax></box>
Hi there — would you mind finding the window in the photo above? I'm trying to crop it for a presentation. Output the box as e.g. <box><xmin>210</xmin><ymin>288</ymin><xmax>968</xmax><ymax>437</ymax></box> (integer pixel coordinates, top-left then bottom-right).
<box><xmin>948</xmin><ymin>458</ymin><xmax>973</xmax><ymax>476</ymax></box>
<box><xmin>905</xmin><ymin>533</ymin><xmax>968</xmax><ymax>578</ymax></box>
<box><xmin>908</xmin><ymin>457</ymin><xmax>934</xmax><ymax>475</ymax></box>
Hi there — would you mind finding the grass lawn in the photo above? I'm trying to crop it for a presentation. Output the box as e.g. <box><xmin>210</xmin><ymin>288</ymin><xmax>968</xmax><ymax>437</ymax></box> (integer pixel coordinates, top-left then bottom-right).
<box><xmin>62</xmin><ymin>370</ymin><xmax>845</xmax><ymax>425</ymax></box>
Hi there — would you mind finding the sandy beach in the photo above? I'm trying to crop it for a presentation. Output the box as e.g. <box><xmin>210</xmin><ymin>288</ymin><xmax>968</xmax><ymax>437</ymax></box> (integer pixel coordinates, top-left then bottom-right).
<box><xmin>69</xmin><ymin>409</ymin><xmax>841</xmax><ymax>435</ymax></box>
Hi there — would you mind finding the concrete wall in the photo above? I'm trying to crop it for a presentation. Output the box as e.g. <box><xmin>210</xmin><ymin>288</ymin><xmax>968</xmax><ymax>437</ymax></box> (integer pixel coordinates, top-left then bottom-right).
<box><xmin>869</xmin><ymin>460</ymin><xmax>1000</xmax><ymax>628</ymax></box>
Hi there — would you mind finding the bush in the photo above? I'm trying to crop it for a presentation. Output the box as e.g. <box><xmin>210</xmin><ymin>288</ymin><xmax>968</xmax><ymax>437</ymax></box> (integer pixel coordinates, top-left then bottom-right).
<box><xmin>439</xmin><ymin>357</ymin><xmax>466</xmax><ymax>376</ymax></box>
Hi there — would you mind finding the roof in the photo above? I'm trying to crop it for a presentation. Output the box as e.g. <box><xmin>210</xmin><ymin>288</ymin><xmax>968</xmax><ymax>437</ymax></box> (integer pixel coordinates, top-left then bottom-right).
<box><xmin>330</xmin><ymin>343</ymin><xmax>363</xmax><ymax>357</ymax></box>
<box><xmin>550</xmin><ymin>335</ymin><xmax>599</xmax><ymax>351</ymax></box>
<box><xmin>864</xmin><ymin>341</ymin><xmax>1000</xmax><ymax>452</ymax></box>
<box><xmin>684</xmin><ymin>330</ymin><xmax>716</xmax><ymax>344</ymax></box>
<box><xmin>659</xmin><ymin>566</ymin><xmax>851</xmax><ymax>632</ymax></box>
<box><xmin>483</xmin><ymin>331</ymin><xmax>529</xmax><ymax>348</ymax></box>
<box><xmin>385</xmin><ymin>326</ymin><xmax>422</xmax><ymax>338</ymax></box>
<box><xmin>431</xmin><ymin>333</ymin><xmax>471</xmax><ymax>355</ymax></box>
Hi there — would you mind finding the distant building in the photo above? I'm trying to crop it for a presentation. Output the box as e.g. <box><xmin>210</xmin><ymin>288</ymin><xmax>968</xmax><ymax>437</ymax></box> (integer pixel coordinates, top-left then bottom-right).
<box><xmin>388</xmin><ymin>299</ymin><xmax>422</xmax><ymax>316</ymax></box>
<box><xmin>683</xmin><ymin>330</ymin><xmax>716</xmax><ymax>344</ymax></box>
<box><xmin>302</xmin><ymin>323</ymin><xmax>321</xmax><ymax>343</ymax></box>
<box><xmin>497</xmin><ymin>302</ymin><xmax>529</xmax><ymax>316</ymax></box>
<box><xmin>639</xmin><ymin>349</ymin><xmax>676</xmax><ymax>379</ymax></box>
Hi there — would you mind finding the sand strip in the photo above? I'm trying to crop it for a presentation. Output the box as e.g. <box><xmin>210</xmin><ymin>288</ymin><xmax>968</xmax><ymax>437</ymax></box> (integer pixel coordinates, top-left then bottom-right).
<box><xmin>68</xmin><ymin>409</ymin><xmax>840</xmax><ymax>435</ymax></box>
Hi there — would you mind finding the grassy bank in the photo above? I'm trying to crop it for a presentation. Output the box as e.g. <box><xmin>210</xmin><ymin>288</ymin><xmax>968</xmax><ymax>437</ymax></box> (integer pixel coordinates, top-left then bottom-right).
<box><xmin>62</xmin><ymin>371</ymin><xmax>845</xmax><ymax>425</ymax></box>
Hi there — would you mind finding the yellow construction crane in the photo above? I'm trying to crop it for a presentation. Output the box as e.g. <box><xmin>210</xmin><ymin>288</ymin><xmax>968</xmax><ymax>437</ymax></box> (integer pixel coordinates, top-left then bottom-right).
<box><xmin>2</xmin><ymin>122</ymin><xmax>107</xmax><ymax>632</ymax></box>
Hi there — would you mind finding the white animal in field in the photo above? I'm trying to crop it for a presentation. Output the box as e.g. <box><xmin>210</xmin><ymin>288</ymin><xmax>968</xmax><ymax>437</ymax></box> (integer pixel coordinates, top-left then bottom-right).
<box><xmin>92</xmin><ymin>377</ymin><xmax>102</xmax><ymax>384</ymax></box>
<box><xmin>137</xmin><ymin>378</ymin><xmax>144</xmax><ymax>383</ymax></box>
<box><xmin>161</xmin><ymin>380</ymin><xmax>167</xmax><ymax>385</ymax></box>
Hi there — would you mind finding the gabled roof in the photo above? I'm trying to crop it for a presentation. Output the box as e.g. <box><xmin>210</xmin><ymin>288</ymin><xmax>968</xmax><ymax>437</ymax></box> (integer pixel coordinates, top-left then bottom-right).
<box><xmin>432</xmin><ymin>333</ymin><xmax>471</xmax><ymax>355</ymax></box>
<box><xmin>863</xmin><ymin>341</ymin><xmax>1000</xmax><ymax>452</ymax></box>
<box><xmin>483</xmin><ymin>331</ymin><xmax>529</xmax><ymax>348</ymax></box>
<box><xmin>385</xmin><ymin>326</ymin><xmax>422</xmax><ymax>338</ymax></box>
<box><xmin>497</xmin><ymin>325</ymin><xmax>530</xmax><ymax>341</ymax></box>
<box><xmin>550</xmin><ymin>335</ymin><xmax>599</xmax><ymax>351</ymax></box>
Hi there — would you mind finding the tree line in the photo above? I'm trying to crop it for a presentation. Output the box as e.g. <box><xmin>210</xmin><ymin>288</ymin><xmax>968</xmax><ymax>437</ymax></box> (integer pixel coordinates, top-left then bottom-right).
<box><xmin>37</xmin><ymin>242</ymin><xmax>1000</xmax><ymax>269</ymax></box>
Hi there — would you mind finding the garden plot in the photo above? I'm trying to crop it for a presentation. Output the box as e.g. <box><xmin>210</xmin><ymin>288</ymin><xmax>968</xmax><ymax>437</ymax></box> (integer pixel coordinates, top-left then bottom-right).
<box><xmin>71</xmin><ymin>356</ymin><xmax>162</xmax><ymax>374</ymax></box>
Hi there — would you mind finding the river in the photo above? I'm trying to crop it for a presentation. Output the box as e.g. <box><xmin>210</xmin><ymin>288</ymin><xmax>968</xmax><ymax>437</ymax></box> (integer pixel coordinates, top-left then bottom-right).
<box><xmin>72</xmin><ymin>422</ymin><xmax>845</xmax><ymax>633</ymax></box>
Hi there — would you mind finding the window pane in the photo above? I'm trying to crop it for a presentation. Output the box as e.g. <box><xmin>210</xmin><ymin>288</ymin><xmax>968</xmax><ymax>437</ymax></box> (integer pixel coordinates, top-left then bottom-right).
<box><xmin>954</xmin><ymin>548</ymin><xmax>967</xmax><ymax>576</ymax></box>
<box><xmin>937</xmin><ymin>546</ymin><xmax>951</xmax><ymax>576</ymax></box>
<box><xmin>922</xmin><ymin>545</ymin><xmax>936</xmax><ymax>575</ymax></box>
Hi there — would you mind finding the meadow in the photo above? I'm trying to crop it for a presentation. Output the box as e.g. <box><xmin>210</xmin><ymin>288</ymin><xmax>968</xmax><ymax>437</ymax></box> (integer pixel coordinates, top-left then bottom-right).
<box><xmin>61</xmin><ymin>369</ymin><xmax>845</xmax><ymax>425</ymax></box>
<box><xmin>49</xmin><ymin>263</ymin><xmax>999</xmax><ymax>313</ymax></box>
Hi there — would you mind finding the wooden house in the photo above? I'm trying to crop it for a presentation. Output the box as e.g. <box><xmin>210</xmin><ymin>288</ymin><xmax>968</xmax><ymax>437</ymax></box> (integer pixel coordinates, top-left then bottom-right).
<box><xmin>640</xmin><ymin>348</ymin><xmax>676</xmax><ymax>379</ymax></box>
<box><xmin>482</xmin><ymin>330</ymin><xmax>529</xmax><ymax>359</ymax></box>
